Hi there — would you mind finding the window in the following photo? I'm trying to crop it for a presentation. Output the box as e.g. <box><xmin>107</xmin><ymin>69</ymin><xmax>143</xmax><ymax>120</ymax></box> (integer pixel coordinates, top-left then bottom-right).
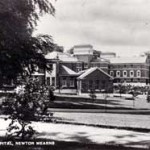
<box><xmin>116</xmin><ymin>71</ymin><xmax>120</xmax><ymax>77</ymax></box>
<box><xmin>117</xmin><ymin>65</ymin><xmax>120</xmax><ymax>68</ymax></box>
<box><xmin>52</xmin><ymin>77</ymin><xmax>55</xmax><ymax>86</ymax></box>
<box><xmin>123</xmin><ymin>70</ymin><xmax>127</xmax><ymax>77</ymax></box>
<box><xmin>102</xmin><ymin>80</ymin><xmax>105</xmax><ymax>89</ymax></box>
<box><xmin>70</xmin><ymin>79</ymin><xmax>74</xmax><ymax>87</ymax></box>
<box><xmin>130</xmin><ymin>70</ymin><xmax>134</xmax><ymax>77</ymax></box>
<box><xmin>95</xmin><ymin>80</ymin><xmax>99</xmax><ymax>89</ymax></box>
<box><xmin>62</xmin><ymin>79</ymin><xmax>67</xmax><ymax>87</ymax></box>
<box><xmin>141</xmin><ymin>65</ymin><xmax>144</xmax><ymax>68</ymax></box>
<box><xmin>76</xmin><ymin>63</ymin><xmax>82</xmax><ymax>68</ymax></box>
<box><xmin>47</xmin><ymin>77</ymin><xmax>50</xmax><ymax>86</ymax></box>
<box><xmin>137</xmin><ymin>70</ymin><xmax>141</xmax><ymax>77</ymax></box>
<box><xmin>84</xmin><ymin>63</ymin><xmax>88</xmax><ymax>69</ymax></box>
<box><xmin>76</xmin><ymin>63</ymin><xmax>82</xmax><ymax>71</ymax></box>
<box><xmin>110</xmin><ymin>71</ymin><xmax>114</xmax><ymax>77</ymax></box>
<box><xmin>89</xmin><ymin>80</ymin><xmax>93</xmax><ymax>89</ymax></box>
<box><xmin>92</xmin><ymin>63</ymin><xmax>99</xmax><ymax>67</ymax></box>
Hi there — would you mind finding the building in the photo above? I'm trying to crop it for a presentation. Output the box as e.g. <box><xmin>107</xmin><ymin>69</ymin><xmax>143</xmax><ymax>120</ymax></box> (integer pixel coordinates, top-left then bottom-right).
<box><xmin>45</xmin><ymin>48</ymin><xmax>114</xmax><ymax>94</ymax></box>
<box><xmin>45</xmin><ymin>51</ymin><xmax>82</xmax><ymax>89</ymax></box>
<box><xmin>69</xmin><ymin>45</ymin><xmax>109</xmax><ymax>73</ymax></box>
<box><xmin>44</xmin><ymin>44</ymin><xmax>150</xmax><ymax>94</ymax></box>
<box><xmin>108</xmin><ymin>56</ymin><xmax>149</xmax><ymax>86</ymax></box>
<box><xmin>77</xmin><ymin>67</ymin><xmax>113</xmax><ymax>94</ymax></box>
<box><xmin>58</xmin><ymin>65</ymin><xmax>78</xmax><ymax>93</ymax></box>
<box><xmin>3</xmin><ymin>44</ymin><xmax>150</xmax><ymax>93</ymax></box>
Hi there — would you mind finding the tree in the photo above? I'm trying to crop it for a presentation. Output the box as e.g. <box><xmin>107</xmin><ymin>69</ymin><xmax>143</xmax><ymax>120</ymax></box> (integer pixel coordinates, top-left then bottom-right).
<box><xmin>0</xmin><ymin>0</ymin><xmax>55</xmax><ymax>84</ymax></box>
<box><xmin>3</xmin><ymin>77</ymin><xmax>54</xmax><ymax>140</ymax></box>
<box><xmin>0</xmin><ymin>0</ymin><xmax>56</xmax><ymax>139</ymax></box>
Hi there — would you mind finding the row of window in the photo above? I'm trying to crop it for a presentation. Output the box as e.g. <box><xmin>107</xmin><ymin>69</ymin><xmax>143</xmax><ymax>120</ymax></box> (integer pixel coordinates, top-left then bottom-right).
<box><xmin>90</xmin><ymin>64</ymin><xmax>108</xmax><ymax>68</ymax></box>
<box><xmin>110</xmin><ymin>70</ymin><xmax>141</xmax><ymax>78</ymax></box>
<box><xmin>76</xmin><ymin>63</ymin><xmax>108</xmax><ymax>72</ymax></box>
<box><xmin>61</xmin><ymin>79</ymin><xmax>74</xmax><ymax>87</ymax></box>
<box><xmin>82</xmin><ymin>80</ymin><xmax>106</xmax><ymax>90</ymax></box>
<box><xmin>76</xmin><ymin>63</ymin><xmax>88</xmax><ymax>68</ymax></box>
<box><xmin>110</xmin><ymin>64</ymin><xmax>148</xmax><ymax>69</ymax></box>
<box><xmin>47</xmin><ymin>77</ymin><xmax>75</xmax><ymax>87</ymax></box>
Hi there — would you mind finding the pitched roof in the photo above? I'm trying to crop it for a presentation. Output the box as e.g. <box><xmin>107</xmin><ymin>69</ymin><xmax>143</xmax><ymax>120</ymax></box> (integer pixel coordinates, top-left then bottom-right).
<box><xmin>45</xmin><ymin>51</ymin><xmax>79</xmax><ymax>62</ymax></box>
<box><xmin>91</xmin><ymin>57</ymin><xmax>110</xmax><ymax>63</ymax></box>
<box><xmin>60</xmin><ymin>65</ymin><xmax>78</xmax><ymax>76</ymax></box>
<box><xmin>77</xmin><ymin>67</ymin><xmax>113</xmax><ymax>80</ymax></box>
<box><xmin>109</xmin><ymin>56</ymin><xmax>147</xmax><ymax>64</ymax></box>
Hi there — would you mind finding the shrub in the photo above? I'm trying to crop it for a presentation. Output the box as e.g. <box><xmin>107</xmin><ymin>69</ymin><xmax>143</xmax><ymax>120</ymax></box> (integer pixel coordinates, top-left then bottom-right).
<box><xmin>2</xmin><ymin>77</ymin><xmax>54</xmax><ymax>140</ymax></box>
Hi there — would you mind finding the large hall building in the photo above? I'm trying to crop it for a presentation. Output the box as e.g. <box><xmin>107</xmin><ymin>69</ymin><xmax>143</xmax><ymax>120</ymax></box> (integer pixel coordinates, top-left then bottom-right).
<box><xmin>34</xmin><ymin>44</ymin><xmax>150</xmax><ymax>94</ymax></box>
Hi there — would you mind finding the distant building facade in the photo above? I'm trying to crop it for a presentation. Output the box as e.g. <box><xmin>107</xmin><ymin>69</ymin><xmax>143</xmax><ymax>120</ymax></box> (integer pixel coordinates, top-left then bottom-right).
<box><xmin>45</xmin><ymin>45</ymin><xmax>114</xmax><ymax>94</ymax></box>
<box><xmin>35</xmin><ymin>44</ymin><xmax>150</xmax><ymax>94</ymax></box>
<box><xmin>3</xmin><ymin>44</ymin><xmax>150</xmax><ymax>93</ymax></box>
<box><xmin>108</xmin><ymin>56</ymin><xmax>149</xmax><ymax>86</ymax></box>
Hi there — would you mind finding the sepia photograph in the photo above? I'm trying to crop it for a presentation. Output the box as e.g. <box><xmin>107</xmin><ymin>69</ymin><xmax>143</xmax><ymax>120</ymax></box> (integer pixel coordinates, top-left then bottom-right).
<box><xmin>0</xmin><ymin>0</ymin><xmax>150</xmax><ymax>149</ymax></box>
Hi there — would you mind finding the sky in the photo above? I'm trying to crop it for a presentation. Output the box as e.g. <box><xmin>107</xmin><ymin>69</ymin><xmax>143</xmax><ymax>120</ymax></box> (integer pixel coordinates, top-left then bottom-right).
<box><xmin>36</xmin><ymin>0</ymin><xmax>150</xmax><ymax>56</ymax></box>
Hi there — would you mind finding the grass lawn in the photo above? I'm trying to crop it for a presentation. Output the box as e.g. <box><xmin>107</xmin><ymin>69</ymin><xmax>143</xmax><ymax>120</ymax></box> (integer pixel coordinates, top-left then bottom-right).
<box><xmin>49</xmin><ymin>101</ymin><xmax>127</xmax><ymax>109</ymax></box>
<box><xmin>51</xmin><ymin>94</ymin><xmax>150</xmax><ymax>109</ymax></box>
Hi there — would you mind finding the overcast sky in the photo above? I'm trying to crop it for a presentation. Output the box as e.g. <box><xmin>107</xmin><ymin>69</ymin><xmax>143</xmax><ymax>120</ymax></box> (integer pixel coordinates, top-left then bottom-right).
<box><xmin>36</xmin><ymin>0</ymin><xmax>150</xmax><ymax>56</ymax></box>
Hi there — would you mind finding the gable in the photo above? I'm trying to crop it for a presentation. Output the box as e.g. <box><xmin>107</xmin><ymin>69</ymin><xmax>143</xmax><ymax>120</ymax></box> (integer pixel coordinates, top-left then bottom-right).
<box><xmin>78</xmin><ymin>67</ymin><xmax>113</xmax><ymax>80</ymax></box>
<box><xmin>83</xmin><ymin>69</ymin><xmax>111</xmax><ymax>80</ymax></box>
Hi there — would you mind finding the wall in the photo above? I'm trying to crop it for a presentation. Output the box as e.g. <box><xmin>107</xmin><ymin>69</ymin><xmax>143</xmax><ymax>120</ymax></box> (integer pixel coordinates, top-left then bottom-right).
<box><xmin>110</xmin><ymin>63</ymin><xmax>149</xmax><ymax>84</ymax></box>
<box><xmin>78</xmin><ymin>69</ymin><xmax>113</xmax><ymax>93</ymax></box>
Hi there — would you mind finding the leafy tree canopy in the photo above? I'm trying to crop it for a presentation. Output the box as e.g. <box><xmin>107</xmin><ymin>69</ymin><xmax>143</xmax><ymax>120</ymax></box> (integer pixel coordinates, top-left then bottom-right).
<box><xmin>0</xmin><ymin>0</ymin><xmax>55</xmax><ymax>83</ymax></box>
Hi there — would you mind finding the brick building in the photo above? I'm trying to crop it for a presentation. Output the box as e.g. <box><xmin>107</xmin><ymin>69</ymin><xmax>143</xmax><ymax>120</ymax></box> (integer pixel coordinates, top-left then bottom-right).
<box><xmin>108</xmin><ymin>56</ymin><xmax>149</xmax><ymax>86</ymax></box>
<box><xmin>77</xmin><ymin>67</ymin><xmax>113</xmax><ymax>94</ymax></box>
<box><xmin>45</xmin><ymin>47</ymin><xmax>113</xmax><ymax>94</ymax></box>
<box><xmin>69</xmin><ymin>45</ymin><xmax>109</xmax><ymax>73</ymax></box>
<box><xmin>3</xmin><ymin>44</ymin><xmax>150</xmax><ymax>93</ymax></box>
<box><xmin>40</xmin><ymin>44</ymin><xmax>150</xmax><ymax>94</ymax></box>
<box><xmin>44</xmin><ymin>45</ymin><xmax>150</xmax><ymax>94</ymax></box>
